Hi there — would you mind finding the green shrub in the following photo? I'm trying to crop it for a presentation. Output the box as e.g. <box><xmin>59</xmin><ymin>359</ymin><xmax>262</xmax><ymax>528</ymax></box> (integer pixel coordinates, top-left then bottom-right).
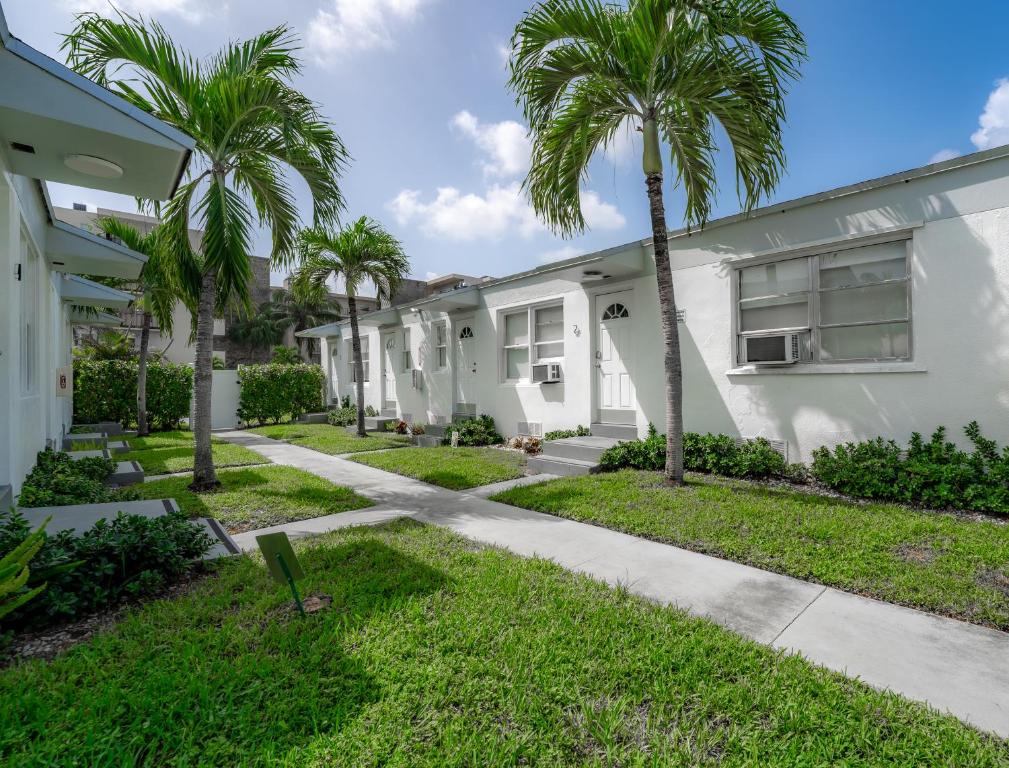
<box><xmin>326</xmin><ymin>405</ymin><xmax>358</xmax><ymax>427</ymax></box>
<box><xmin>0</xmin><ymin>518</ymin><xmax>48</xmax><ymax>622</ymax></box>
<box><xmin>271</xmin><ymin>345</ymin><xmax>301</xmax><ymax>365</ymax></box>
<box><xmin>599</xmin><ymin>426</ymin><xmax>786</xmax><ymax>479</ymax></box>
<box><xmin>237</xmin><ymin>364</ymin><xmax>325</xmax><ymax>426</ymax></box>
<box><xmin>365</xmin><ymin>405</ymin><xmax>379</xmax><ymax>417</ymax></box>
<box><xmin>544</xmin><ymin>425</ymin><xmax>591</xmax><ymax>441</ymax></box>
<box><xmin>441</xmin><ymin>415</ymin><xmax>503</xmax><ymax>447</ymax></box>
<box><xmin>811</xmin><ymin>422</ymin><xmax>1009</xmax><ymax>513</ymax></box>
<box><xmin>0</xmin><ymin>508</ymin><xmax>213</xmax><ymax>628</ymax></box>
<box><xmin>16</xmin><ymin>450</ymin><xmax>138</xmax><ymax>508</ymax></box>
<box><xmin>73</xmin><ymin>359</ymin><xmax>192</xmax><ymax>430</ymax></box>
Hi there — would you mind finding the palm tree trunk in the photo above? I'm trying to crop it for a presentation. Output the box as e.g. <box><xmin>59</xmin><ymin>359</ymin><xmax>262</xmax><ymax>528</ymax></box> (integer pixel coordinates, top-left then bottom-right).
<box><xmin>348</xmin><ymin>295</ymin><xmax>367</xmax><ymax>438</ymax></box>
<box><xmin>136</xmin><ymin>310</ymin><xmax>152</xmax><ymax>437</ymax></box>
<box><xmin>646</xmin><ymin>171</ymin><xmax>684</xmax><ymax>484</ymax></box>
<box><xmin>189</xmin><ymin>270</ymin><xmax>219</xmax><ymax>491</ymax></box>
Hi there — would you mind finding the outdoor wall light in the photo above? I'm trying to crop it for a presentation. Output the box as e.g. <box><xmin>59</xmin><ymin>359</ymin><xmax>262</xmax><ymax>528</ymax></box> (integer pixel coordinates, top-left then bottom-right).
<box><xmin>64</xmin><ymin>154</ymin><xmax>123</xmax><ymax>179</ymax></box>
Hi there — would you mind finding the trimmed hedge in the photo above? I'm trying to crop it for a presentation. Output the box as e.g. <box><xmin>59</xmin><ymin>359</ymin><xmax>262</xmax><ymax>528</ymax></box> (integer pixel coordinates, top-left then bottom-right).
<box><xmin>237</xmin><ymin>364</ymin><xmax>325</xmax><ymax>426</ymax></box>
<box><xmin>73</xmin><ymin>359</ymin><xmax>192</xmax><ymax>430</ymax></box>
<box><xmin>440</xmin><ymin>415</ymin><xmax>503</xmax><ymax>447</ymax></box>
<box><xmin>811</xmin><ymin>422</ymin><xmax>1009</xmax><ymax>514</ymax></box>
<box><xmin>599</xmin><ymin>425</ymin><xmax>787</xmax><ymax>479</ymax></box>
<box><xmin>17</xmin><ymin>449</ymin><xmax>137</xmax><ymax>508</ymax></box>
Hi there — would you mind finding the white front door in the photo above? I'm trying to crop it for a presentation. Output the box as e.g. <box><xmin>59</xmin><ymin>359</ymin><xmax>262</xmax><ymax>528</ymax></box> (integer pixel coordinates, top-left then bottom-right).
<box><xmin>455</xmin><ymin>319</ymin><xmax>477</xmax><ymax>413</ymax></box>
<box><xmin>382</xmin><ymin>332</ymin><xmax>397</xmax><ymax>406</ymax></box>
<box><xmin>596</xmin><ymin>291</ymin><xmax>635</xmax><ymax>416</ymax></box>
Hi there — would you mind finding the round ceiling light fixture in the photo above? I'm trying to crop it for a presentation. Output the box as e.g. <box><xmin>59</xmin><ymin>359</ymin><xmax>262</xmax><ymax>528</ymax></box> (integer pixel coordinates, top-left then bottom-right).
<box><xmin>64</xmin><ymin>154</ymin><xmax>123</xmax><ymax>179</ymax></box>
<box><xmin>582</xmin><ymin>269</ymin><xmax>605</xmax><ymax>281</ymax></box>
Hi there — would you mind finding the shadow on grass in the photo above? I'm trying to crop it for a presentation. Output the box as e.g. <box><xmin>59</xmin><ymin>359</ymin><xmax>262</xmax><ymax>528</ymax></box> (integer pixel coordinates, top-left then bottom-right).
<box><xmin>9</xmin><ymin>524</ymin><xmax>449</xmax><ymax>764</ymax></box>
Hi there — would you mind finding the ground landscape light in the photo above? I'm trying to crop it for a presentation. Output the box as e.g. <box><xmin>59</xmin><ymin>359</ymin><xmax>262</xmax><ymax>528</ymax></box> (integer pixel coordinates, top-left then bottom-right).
<box><xmin>64</xmin><ymin>154</ymin><xmax>123</xmax><ymax>179</ymax></box>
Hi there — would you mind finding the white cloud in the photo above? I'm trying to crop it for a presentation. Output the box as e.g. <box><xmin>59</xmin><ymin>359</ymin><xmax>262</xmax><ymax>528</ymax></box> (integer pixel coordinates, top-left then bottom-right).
<box><xmin>495</xmin><ymin>41</ymin><xmax>511</xmax><ymax>68</ymax></box>
<box><xmin>388</xmin><ymin>184</ymin><xmax>624</xmax><ymax>242</ymax></box>
<box><xmin>929</xmin><ymin>148</ymin><xmax>961</xmax><ymax>164</ymax></box>
<box><xmin>424</xmin><ymin>271</ymin><xmax>439</xmax><ymax>280</ymax></box>
<box><xmin>538</xmin><ymin>245</ymin><xmax>584</xmax><ymax>264</ymax></box>
<box><xmin>66</xmin><ymin>0</ymin><xmax>209</xmax><ymax>22</ymax></box>
<box><xmin>307</xmin><ymin>0</ymin><xmax>426</xmax><ymax>64</ymax></box>
<box><xmin>451</xmin><ymin>110</ymin><xmax>530</xmax><ymax>177</ymax></box>
<box><xmin>971</xmin><ymin>78</ymin><xmax>1009</xmax><ymax>151</ymax></box>
<box><xmin>603</xmin><ymin>116</ymin><xmax>640</xmax><ymax>166</ymax></box>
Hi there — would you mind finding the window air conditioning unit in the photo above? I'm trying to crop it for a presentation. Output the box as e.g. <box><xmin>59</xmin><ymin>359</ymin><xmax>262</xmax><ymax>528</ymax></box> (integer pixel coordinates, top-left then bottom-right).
<box><xmin>411</xmin><ymin>368</ymin><xmax>423</xmax><ymax>390</ymax></box>
<box><xmin>741</xmin><ymin>332</ymin><xmax>802</xmax><ymax>366</ymax></box>
<box><xmin>532</xmin><ymin>362</ymin><xmax>563</xmax><ymax>383</ymax></box>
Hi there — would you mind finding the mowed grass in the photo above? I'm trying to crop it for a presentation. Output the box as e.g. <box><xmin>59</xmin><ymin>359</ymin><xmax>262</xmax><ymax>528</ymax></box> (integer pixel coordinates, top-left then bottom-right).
<box><xmin>3</xmin><ymin>520</ymin><xmax>1004</xmax><ymax>766</ymax></box>
<box><xmin>492</xmin><ymin>470</ymin><xmax>1009</xmax><ymax>630</ymax></box>
<box><xmin>122</xmin><ymin>430</ymin><xmax>265</xmax><ymax>474</ymax></box>
<box><xmin>135</xmin><ymin>465</ymin><xmax>373</xmax><ymax>533</ymax></box>
<box><xmin>248</xmin><ymin>423</ymin><xmax>412</xmax><ymax>455</ymax></box>
<box><xmin>351</xmin><ymin>446</ymin><xmax>526</xmax><ymax>490</ymax></box>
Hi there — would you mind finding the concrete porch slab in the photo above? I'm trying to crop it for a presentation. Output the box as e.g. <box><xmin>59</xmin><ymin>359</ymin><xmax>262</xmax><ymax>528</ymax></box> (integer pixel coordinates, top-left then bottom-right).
<box><xmin>63</xmin><ymin>432</ymin><xmax>108</xmax><ymax>450</ymax></box>
<box><xmin>68</xmin><ymin>449</ymin><xmax>113</xmax><ymax>461</ymax></box>
<box><xmin>105</xmin><ymin>460</ymin><xmax>144</xmax><ymax>487</ymax></box>
<box><xmin>17</xmin><ymin>499</ymin><xmax>180</xmax><ymax>535</ymax></box>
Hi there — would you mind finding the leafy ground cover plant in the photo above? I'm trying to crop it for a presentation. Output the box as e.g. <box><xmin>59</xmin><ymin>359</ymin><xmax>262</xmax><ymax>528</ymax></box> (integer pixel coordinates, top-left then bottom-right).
<box><xmin>0</xmin><ymin>509</ymin><xmax>212</xmax><ymax>628</ymax></box>
<box><xmin>16</xmin><ymin>450</ymin><xmax>137</xmax><ymax>508</ymax></box>
<box><xmin>811</xmin><ymin>422</ymin><xmax>1009</xmax><ymax>514</ymax></box>
<box><xmin>544</xmin><ymin>425</ymin><xmax>590</xmax><ymax>441</ymax></box>
<box><xmin>327</xmin><ymin>405</ymin><xmax>358</xmax><ymax>427</ymax></box>
<box><xmin>441</xmin><ymin>415</ymin><xmax>503</xmax><ymax>447</ymax></box>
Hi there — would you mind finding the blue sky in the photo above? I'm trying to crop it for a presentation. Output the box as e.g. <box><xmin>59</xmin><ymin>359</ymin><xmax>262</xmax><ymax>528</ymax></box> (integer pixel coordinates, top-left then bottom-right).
<box><xmin>9</xmin><ymin>0</ymin><xmax>1009</xmax><ymax>292</ymax></box>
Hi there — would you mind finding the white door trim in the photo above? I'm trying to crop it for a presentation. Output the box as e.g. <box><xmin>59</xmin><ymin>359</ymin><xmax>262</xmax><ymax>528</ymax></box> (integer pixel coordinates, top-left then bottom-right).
<box><xmin>381</xmin><ymin>331</ymin><xmax>397</xmax><ymax>407</ymax></box>
<box><xmin>593</xmin><ymin>286</ymin><xmax>637</xmax><ymax>422</ymax></box>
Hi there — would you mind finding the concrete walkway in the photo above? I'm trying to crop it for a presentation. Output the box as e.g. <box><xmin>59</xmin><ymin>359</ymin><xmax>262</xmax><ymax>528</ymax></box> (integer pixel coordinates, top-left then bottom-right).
<box><xmin>218</xmin><ymin>429</ymin><xmax>1009</xmax><ymax>738</ymax></box>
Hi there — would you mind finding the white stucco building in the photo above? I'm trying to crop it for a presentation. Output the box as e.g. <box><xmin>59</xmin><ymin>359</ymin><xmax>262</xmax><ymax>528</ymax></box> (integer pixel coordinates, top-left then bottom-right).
<box><xmin>0</xmin><ymin>5</ymin><xmax>192</xmax><ymax>501</ymax></box>
<box><xmin>305</xmin><ymin>145</ymin><xmax>1009</xmax><ymax>466</ymax></box>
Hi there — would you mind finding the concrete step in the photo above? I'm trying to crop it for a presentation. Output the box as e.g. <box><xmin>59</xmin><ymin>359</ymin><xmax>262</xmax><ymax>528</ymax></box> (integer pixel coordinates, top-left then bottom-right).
<box><xmin>105</xmin><ymin>460</ymin><xmax>144</xmax><ymax>488</ymax></box>
<box><xmin>413</xmin><ymin>434</ymin><xmax>442</xmax><ymax>447</ymax></box>
<box><xmin>541</xmin><ymin>435</ymin><xmax>619</xmax><ymax>462</ymax></box>
<box><xmin>298</xmin><ymin>412</ymin><xmax>329</xmax><ymax>424</ymax></box>
<box><xmin>195</xmin><ymin>517</ymin><xmax>241</xmax><ymax>560</ymax></box>
<box><xmin>74</xmin><ymin>421</ymin><xmax>124</xmax><ymax>435</ymax></box>
<box><xmin>381</xmin><ymin>407</ymin><xmax>397</xmax><ymax>418</ymax></box>
<box><xmin>590</xmin><ymin>422</ymin><xmax>639</xmax><ymax>441</ymax></box>
<box><xmin>527</xmin><ymin>455</ymin><xmax>599</xmax><ymax>477</ymax></box>
<box><xmin>68</xmin><ymin>449</ymin><xmax>113</xmax><ymax>461</ymax></box>
<box><xmin>107</xmin><ymin>440</ymin><xmax>130</xmax><ymax>454</ymax></box>
<box><xmin>63</xmin><ymin>432</ymin><xmax>108</xmax><ymax>450</ymax></box>
<box><xmin>424</xmin><ymin>424</ymin><xmax>447</xmax><ymax>438</ymax></box>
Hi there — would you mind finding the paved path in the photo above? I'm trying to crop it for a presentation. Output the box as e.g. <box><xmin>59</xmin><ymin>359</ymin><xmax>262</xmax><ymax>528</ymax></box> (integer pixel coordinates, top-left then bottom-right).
<box><xmin>218</xmin><ymin>429</ymin><xmax>1009</xmax><ymax>738</ymax></box>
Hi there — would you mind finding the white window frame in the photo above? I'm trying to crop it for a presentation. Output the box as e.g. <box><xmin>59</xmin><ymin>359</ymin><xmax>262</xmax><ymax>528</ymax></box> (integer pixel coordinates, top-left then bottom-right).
<box><xmin>499</xmin><ymin>301</ymin><xmax>564</xmax><ymax>383</ymax></box>
<box><xmin>732</xmin><ymin>235</ymin><xmax>912</xmax><ymax>367</ymax></box>
<box><xmin>402</xmin><ymin>327</ymin><xmax>412</xmax><ymax>372</ymax></box>
<box><xmin>20</xmin><ymin>231</ymin><xmax>38</xmax><ymax>396</ymax></box>
<box><xmin>434</xmin><ymin>322</ymin><xmax>448</xmax><ymax>370</ymax></box>
<box><xmin>348</xmin><ymin>337</ymin><xmax>370</xmax><ymax>383</ymax></box>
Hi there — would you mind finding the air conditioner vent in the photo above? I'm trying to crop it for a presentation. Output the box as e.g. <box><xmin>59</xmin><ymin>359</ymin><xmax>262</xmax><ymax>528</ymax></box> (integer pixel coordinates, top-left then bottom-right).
<box><xmin>517</xmin><ymin>421</ymin><xmax>543</xmax><ymax>437</ymax></box>
<box><xmin>737</xmin><ymin>436</ymin><xmax>788</xmax><ymax>462</ymax></box>
<box><xmin>531</xmin><ymin>362</ymin><xmax>562</xmax><ymax>383</ymax></box>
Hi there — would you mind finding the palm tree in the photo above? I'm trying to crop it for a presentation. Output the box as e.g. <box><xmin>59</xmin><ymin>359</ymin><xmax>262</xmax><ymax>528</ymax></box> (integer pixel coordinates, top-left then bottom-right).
<box><xmin>509</xmin><ymin>0</ymin><xmax>805</xmax><ymax>483</ymax></box>
<box><xmin>226</xmin><ymin>306</ymin><xmax>287</xmax><ymax>360</ymax></box>
<box><xmin>63</xmin><ymin>13</ymin><xmax>348</xmax><ymax>490</ymax></box>
<box><xmin>95</xmin><ymin>217</ymin><xmax>177</xmax><ymax>437</ymax></box>
<box><xmin>294</xmin><ymin>218</ymin><xmax>409</xmax><ymax>437</ymax></box>
<box><xmin>267</xmin><ymin>282</ymin><xmax>342</xmax><ymax>361</ymax></box>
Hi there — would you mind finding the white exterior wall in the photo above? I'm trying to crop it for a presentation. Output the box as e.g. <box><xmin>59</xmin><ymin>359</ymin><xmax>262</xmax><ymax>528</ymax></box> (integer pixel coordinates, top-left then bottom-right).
<box><xmin>318</xmin><ymin>154</ymin><xmax>1009</xmax><ymax>463</ymax></box>
<box><xmin>0</xmin><ymin>161</ymin><xmax>74</xmax><ymax>494</ymax></box>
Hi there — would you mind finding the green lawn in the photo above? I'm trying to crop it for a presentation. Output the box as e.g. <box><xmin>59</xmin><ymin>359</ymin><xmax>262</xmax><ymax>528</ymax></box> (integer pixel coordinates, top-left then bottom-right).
<box><xmin>249</xmin><ymin>423</ymin><xmax>412</xmax><ymax>456</ymax></box>
<box><xmin>350</xmin><ymin>446</ymin><xmax>526</xmax><ymax>490</ymax></box>
<box><xmin>3</xmin><ymin>520</ymin><xmax>1003</xmax><ymax>766</ymax></box>
<box><xmin>135</xmin><ymin>465</ymin><xmax>373</xmax><ymax>533</ymax></box>
<box><xmin>121</xmin><ymin>430</ymin><xmax>266</xmax><ymax>474</ymax></box>
<box><xmin>492</xmin><ymin>470</ymin><xmax>1009</xmax><ymax>631</ymax></box>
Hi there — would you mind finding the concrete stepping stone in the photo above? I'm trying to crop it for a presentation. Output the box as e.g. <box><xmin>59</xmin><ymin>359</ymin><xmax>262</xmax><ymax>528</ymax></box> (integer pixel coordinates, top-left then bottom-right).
<box><xmin>68</xmin><ymin>449</ymin><xmax>113</xmax><ymax>461</ymax></box>
<box><xmin>298</xmin><ymin>412</ymin><xmax>329</xmax><ymax>424</ymax></box>
<box><xmin>106</xmin><ymin>440</ymin><xmax>130</xmax><ymax>454</ymax></box>
<box><xmin>63</xmin><ymin>432</ymin><xmax>108</xmax><ymax>450</ymax></box>
<box><xmin>106</xmin><ymin>461</ymin><xmax>144</xmax><ymax>487</ymax></box>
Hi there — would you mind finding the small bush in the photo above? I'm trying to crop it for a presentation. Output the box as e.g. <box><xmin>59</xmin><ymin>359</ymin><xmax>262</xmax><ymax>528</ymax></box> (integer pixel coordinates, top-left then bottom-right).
<box><xmin>16</xmin><ymin>450</ymin><xmax>138</xmax><ymax>508</ymax></box>
<box><xmin>544</xmin><ymin>425</ymin><xmax>591</xmax><ymax>441</ymax></box>
<box><xmin>237</xmin><ymin>364</ymin><xmax>325</xmax><ymax>426</ymax></box>
<box><xmin>410</xmin><ymin>424</ymin><xmax>426</xmax><ymax>436</ymax></box>
<box><xmin>442</xmin><ymin>415</ymin><xmax>503</xmax><ymax>447</ymax></box>
<box><xmin>811</xmin><ymin>422</ymin><xmax>1009</xmax><ymax>513</ymax></box>
<box><xmin>326</xmin><ymin>406</ymin><xmax>358</xmax><ymax>427</ymax></box>
<box><xmin>600</xmin><ymin>426</ymin><xmax>786</xmax><ymax>479</ymax></box>
<box><xmin>271</xmin><ymin>345</ymin><xmax>301</xmax><ymax>365</ymax></box>
<box><xmin>0</xmin><ymin>508</ymin><xmax>213</xmax><ymax>628</ymax></box>
<box><xmin>388</xmin><ymin>420</ymin><xmax>410</xmax><ymax>435</ymax></box>
<box><xmin>73</xmin><ymin>359</ymin><xmax>192</xmax><ymax>430</ymax></box>
<box><xmin>365</xmin><ymin>406</ymin><xmax>379</xmax><ymax>418</ymax></box>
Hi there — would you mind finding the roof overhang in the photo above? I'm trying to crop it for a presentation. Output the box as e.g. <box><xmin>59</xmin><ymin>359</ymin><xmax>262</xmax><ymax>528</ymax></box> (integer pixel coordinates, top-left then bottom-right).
<box><xmin>61</xmin><ymin>274</ymin><xmax>133</xmax><ymax>309</ymax></box>
<box><xmin>296</xmin><ymin>322</ymin><xmax>343</xmax><ymax>340</ymax></box>
<box><xmin>0</xmin><ymin>21</ymin><xmax>193</xmax><ymax>200</ymax></box>
<box><xmin>69</xmin><ymin>307</ymin><xmax>121</xmax><ymax>326</ymax></box>
<box><xmin>47</xmin><ymin>219</ymin><xmax>147</xmax><ymax>279</ymax></box>
<box><xmin>355</xmin><ymin>307</ymin><xmax>402</xmax><ymax>328</ymax></box>
<box><xmin>407</xmin><ymin>285</ymin><xmax>480</xmax><ymax>314</ymax></box>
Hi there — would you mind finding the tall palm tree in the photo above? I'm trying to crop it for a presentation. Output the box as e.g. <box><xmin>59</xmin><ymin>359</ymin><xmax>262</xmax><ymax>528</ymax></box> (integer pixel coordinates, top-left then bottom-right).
<box><xmin>95</xmin><ymin>217</ymin><xmax>177</xmax><ymax>436</ymax></box>
<box><xmin>63</xmin><ymin>13</ymin><xmax>348</xmax><ymax>490</ymax></box>
<box><xmin>509</xmin><ymin>0</ymin><xmax>805</xmax><ymax>483</ymax></box>
<box><xmin>294</xmin><ymin>218</ymin><xmax>409</xmax><ymax>437</ymax></box>
<box><xmin>226</xmin><ymin>306</ymin><xmax>287</xmax><ymax>360</ymax></box>
<box><xmin>267</xmin><ymin>282</ymin><xmax>342</xmax><ymax>361</ymax></box>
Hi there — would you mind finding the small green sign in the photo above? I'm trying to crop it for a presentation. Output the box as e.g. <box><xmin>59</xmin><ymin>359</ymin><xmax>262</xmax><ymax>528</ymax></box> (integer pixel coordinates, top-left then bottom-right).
<box><xmin>256</xmin><ymin>532</ymin><xmax>305</xmax><ymax>584</ymax></box>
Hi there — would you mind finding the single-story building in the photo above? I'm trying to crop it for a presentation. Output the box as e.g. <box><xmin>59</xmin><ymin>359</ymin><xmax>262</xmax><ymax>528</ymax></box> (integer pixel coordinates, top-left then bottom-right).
<box><xmin>0</xmin><ymin>3</ymin><xmax>193</xmax><ymax>501</ymax></box>
<box><xmin>303</xmin><ymin>144</ymin><xmax>1009</xmax><ymax>465</ymax></box>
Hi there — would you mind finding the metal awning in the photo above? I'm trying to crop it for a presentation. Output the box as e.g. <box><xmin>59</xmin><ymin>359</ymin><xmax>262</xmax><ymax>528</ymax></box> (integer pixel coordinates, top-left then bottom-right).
<box><xmin>69</xmin><ymin>308</ymin><xmax>121</xmax><ymax>326</ymax></box>
<box><xmin>296</xmin><ymin>322</ymin><xmax>343</xmax><ymax>339</ymax></box>
<box><xmin>60</xmin><ymin>274</ymin><xmax>133</xmax><ymax>310</ymax></box>
<box><xmin>0</xmin><ymin>10</ymin><xmax>193</xmax><ymax>200</ymax></box>
<box><xmin>47</xmin><ymin>219</ymin><xmax>147</xmax><ymax>280</ymax></box>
